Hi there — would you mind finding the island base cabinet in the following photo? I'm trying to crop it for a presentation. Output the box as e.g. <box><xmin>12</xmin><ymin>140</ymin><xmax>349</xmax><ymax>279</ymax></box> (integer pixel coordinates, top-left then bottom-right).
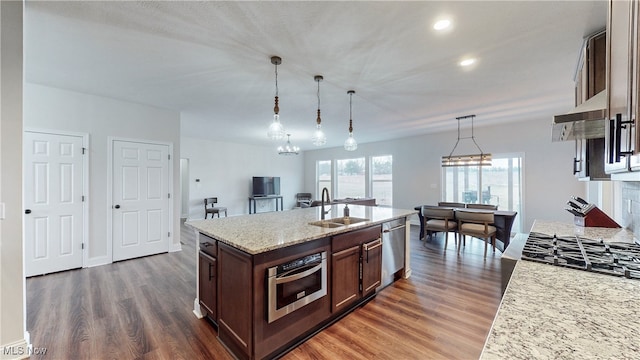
<box><xmin>331</xmin><ymin>245</ymin><xmax>361</xmax><ymax>312</ymax></box>
<box><xmin>198</xmin><ymin>252</ymin><xmax>217</xmax><ymax>322</ymax></box>
<box><xmin>218</xmin><ymin>242</ymin><xmax>253</xmax><ymax>360</ymax></box>
<box><xmin>331</xmin><ymin>225</ymin><xmax>383</xmax><ymax>314</ymax></box>
<box><xmin>362</xmin><ymin>237</ymin><xmax>382</xmax><ymax>295</ymax></box>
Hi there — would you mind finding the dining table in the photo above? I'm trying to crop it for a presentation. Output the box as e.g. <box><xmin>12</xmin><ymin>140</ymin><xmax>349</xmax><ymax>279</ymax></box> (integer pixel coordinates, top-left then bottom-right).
<box><xmin>414</xmin><ymin>205</ymin><xmax>517</xmax><ymax>251</ymax></box>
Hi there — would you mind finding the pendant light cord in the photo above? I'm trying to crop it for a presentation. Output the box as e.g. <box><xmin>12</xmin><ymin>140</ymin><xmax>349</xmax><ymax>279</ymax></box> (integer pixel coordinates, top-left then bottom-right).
<box><xmin>349</xmin><ymin>92</ymin><xmax>354</xmax><ymax>133</ymax></box>
<box><xmin>317</xmin><ymin>78</ymin><xmax>321</xmax><ymax>125</ymax></box>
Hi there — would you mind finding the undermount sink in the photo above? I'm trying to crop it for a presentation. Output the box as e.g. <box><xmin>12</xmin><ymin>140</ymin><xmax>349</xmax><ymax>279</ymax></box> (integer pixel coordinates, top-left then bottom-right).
<box><xmin>308</xmin><ymin>217</ymin><xmax>369</xmax><ymax>228</ymax></box>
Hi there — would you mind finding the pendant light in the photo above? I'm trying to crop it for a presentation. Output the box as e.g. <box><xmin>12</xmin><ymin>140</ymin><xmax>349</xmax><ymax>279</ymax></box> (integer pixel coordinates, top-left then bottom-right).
<box><xmin>311</xmin><ymin>75</ymin><xmax>327</xmax><ymax>146</ymax></box>
<box><xmin>278</xmin><ymin>134</ymin><xmax>300</xmax><ymax>155</ymax></box>
<box><xmin>267</xmin><ymin>56</ymin><xmax>286</xmax><ymax>140</ymax></box>
<box><xmin>441</xmin><ymin>114</ymin><xmax>492</xmax><ymax>167</ymax></box>
<box><xmin>344</xmin><ymin>90</ymin><xmax>357</xmax><ymax>151</ymax></box>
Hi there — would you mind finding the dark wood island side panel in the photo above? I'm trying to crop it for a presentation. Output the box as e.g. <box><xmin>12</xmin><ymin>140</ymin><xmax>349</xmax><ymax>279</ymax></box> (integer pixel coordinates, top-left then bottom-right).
<box><xmin>218</xmin><ymin>242</ymin><xmax>253</xmax><ymax>360</ymax></box>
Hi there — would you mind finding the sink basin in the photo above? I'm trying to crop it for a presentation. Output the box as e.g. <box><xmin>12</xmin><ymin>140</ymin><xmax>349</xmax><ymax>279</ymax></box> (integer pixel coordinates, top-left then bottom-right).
<box><xmin>308</xmin><ymin>217</ymin><xmax>369</xmax><ymax>228</ymax></box>
<box><xmin>308</xmin><ymin>220</ymin><xmax>344</xmax><ymax>228</ymax></box>
<box><xmin>326</xmin><ymin>217</ymin><xmax>368</xmax><ymax>225</ymax></box>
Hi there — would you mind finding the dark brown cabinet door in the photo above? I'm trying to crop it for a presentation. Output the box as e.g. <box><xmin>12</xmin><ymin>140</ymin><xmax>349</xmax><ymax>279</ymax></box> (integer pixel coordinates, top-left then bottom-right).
<box><xmin>198</xmin><ymin>252</ymin><xmax>217</xmax><ymax>321</ymax></box>
<box><xmin>331</xmin><ymin>245</ymin><xmax>360</xmax><ymax>312</ymax></box>
<box><xmin>361</xmin><ymin>238</ymin><xmax>382</xmax><ymax>295</ymax></box>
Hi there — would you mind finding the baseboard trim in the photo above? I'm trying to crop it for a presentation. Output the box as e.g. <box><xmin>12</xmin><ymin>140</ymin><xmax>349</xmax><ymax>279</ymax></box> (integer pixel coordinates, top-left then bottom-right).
<box><xmin>169</xmin><ymin>242</ymin><xmax>182</xmax><ymax>252</ymax></box>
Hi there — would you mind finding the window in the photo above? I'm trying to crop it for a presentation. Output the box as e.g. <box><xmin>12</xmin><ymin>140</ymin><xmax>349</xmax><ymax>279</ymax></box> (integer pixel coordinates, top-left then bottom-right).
<box><xmin>317</xmin><ymin>160</ymin><xmax>332</xmax><ymax>198</ymax></box>
<box><xmin>371</xmin><ymin>155</ymin><xmax>392</xmax><ymax>206</ymax></box>
<box><xmin>442</xmin><ymin>153</ymin><xmax>523</xmax><ymax>233</ymax></box>
<box><xmin>336</xmin><ymin>157</ymin><xmax>365</xmax><ymax>199</ymax></box>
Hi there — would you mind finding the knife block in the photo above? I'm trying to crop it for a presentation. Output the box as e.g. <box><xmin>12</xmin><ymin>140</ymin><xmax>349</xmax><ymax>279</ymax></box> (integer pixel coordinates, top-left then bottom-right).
<box><xmin>574</xmin><ymin>207</ymin><xmax>620</xmax><ymax>228</ymax></box>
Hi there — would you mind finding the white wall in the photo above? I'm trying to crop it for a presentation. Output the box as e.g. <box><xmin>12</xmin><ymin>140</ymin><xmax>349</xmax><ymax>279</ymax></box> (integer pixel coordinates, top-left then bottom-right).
<box><xmin>23</xmin><ymin>83</ymin><xmax>182</xmax><ymax>266</ymax></box>
<box><xmin>1</xmin><ymin>0</ymin><xmax>28</xmax><ymax>354</ymax></box>
<box><xmin>304</xmin><ymin>117</ymin><xmax>585</xmax><ymax>232</ymax></box>
<box><xmin>180</xmin><ymin>136</ymin><xmax>304</xmax><ymax>219</ymax></box>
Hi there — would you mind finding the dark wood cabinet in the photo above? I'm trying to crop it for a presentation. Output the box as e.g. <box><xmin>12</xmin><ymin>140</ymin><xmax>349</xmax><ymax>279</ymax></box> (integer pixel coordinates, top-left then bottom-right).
<box><xmin>198</xmin><ymin>251</ymin><xmax>217</xmax><ymax>321</ymax></box>
<box><xmin>331</xmin><ymin>245</ymin><xmax>360</xmax><ymax>311</ymax></box>
<box><xmin>361</xmin><ymin>237</ymin><xmax>382</xmax><ymax>295</ymax></box>
<box><xmin>199</xmin><ymin>224</ymin><xmax>387</xmax><ymax>359</ymax></box>
<box><xmin>218</xmin><ymin>242</ymin><xmax>253</xmax><ymax>360</ymax></box>
<box><xmin>606</xmin><ymin>0</ymin><xmax>635</xmax><ymax>173</ymax></box>
<box><xmin>330</xmin><ymin>225</ymin><xmax>382</xmax><ymax>313</ymax></box>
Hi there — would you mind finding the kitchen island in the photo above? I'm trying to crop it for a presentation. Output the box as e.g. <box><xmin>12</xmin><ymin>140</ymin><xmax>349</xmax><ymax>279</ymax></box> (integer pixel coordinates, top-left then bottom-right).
<box><xmin>186</xmin><ymin>205</ymin><xmax>416</xmax><ymax>360</ymax></box>
<box><xmin>481</xmin><ymin>220</ymin><xmax>640</xmax><ymax>359</ymax></box>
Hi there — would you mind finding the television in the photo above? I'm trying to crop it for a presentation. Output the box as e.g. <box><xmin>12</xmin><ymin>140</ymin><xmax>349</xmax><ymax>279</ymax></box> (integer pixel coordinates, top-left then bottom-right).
<box><xmin>252</xmin><ymin>176</ymin><xmax>280</xmax><ymax>197</ymax></box>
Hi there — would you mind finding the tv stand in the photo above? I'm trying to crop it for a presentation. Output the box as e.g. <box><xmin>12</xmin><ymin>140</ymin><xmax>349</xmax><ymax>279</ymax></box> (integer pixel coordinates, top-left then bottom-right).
<box><xmin>248</xmin><ymin>195</ymin><xmax>284</xmax><ymax>214</ymax></box>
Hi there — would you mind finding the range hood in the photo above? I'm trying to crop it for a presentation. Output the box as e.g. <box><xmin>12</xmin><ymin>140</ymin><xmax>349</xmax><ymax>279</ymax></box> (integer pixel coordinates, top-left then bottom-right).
<box><xmin>552</xmin><ymin>90</ymin><xmax>606</xmax><ymax>142</ymax></box>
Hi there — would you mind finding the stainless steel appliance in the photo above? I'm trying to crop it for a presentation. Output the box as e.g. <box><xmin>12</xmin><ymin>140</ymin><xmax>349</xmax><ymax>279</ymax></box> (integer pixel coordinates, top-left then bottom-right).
<box><xmin>381</xmin><ymin>219</ymin><xmax>406</xmax><ymax>288</ymax></box>
<box><xmin>521</xmin><ymin>232</ymin><xmax>640</xmax><ymax>279</ymax></box>
<box><xmin>267</xmin><ymin>251</ymin><xmax>327</xmax><ymax>323</ymax></box>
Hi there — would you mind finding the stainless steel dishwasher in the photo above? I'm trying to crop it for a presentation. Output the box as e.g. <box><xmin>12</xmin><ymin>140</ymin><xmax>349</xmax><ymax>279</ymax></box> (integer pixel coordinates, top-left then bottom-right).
<box><xmin>381</xmin><ymin>218</ymin><xmax>406</xmax><ymax>288</ymax></box>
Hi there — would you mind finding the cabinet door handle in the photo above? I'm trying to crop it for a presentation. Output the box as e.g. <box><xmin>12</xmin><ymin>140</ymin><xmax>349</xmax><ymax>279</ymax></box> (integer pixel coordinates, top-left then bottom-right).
<box><xmin>209</xmin><ymin>261</ymin><xmax>215</xmax><ymax>281</ymax></box>
<box><xmin>573</xmin><ymin>157</ymin><xmax>580</xmax><ymax>175</ymax></box>
<box><xmin>609</xmin><ymin>118</ymin><xmax>616</xmax><ymax>164</ymax></box>
<box><xmin>363</xmin><ymin>238</ymin><xmax>382</xmax><ymax>263</ymax></box>
<box><xmin>616</xmin><ymin>113</ymin><xmax>623</xmax><ymax>162</ymax></box>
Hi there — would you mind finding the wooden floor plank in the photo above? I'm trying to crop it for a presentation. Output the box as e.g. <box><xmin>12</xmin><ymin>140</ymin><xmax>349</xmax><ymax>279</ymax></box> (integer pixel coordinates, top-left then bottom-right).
<box><xmin>27</xmin><ymin>222</ymin><xmax>503</xmax><ymax>359</ymax></box>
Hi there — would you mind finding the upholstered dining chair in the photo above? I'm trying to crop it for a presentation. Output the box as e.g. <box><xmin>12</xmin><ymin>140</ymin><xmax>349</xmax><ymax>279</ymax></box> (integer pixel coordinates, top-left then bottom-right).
<box><xmin>437</xmin><ymin>201</ymin><xmax>466</xmax><ymax>208</ymax></box>
<box><xmin>466</xmin><ymin>203</ymin><xmax>498</xmax><ymax>210</ymax></box>
<box><xmin>204</xmin><ymin>197</ymin><xmax>227</xmax><ymax>218</ymax></box>
<box><xmin>421</xmin><ymin>206</ymin><xmax>457</xmax><ymax>250</ymax></box>
<box><xmin>456</xmin><ymin>209</ymin><xmax>497</xmax><ymax>257</ymax></box>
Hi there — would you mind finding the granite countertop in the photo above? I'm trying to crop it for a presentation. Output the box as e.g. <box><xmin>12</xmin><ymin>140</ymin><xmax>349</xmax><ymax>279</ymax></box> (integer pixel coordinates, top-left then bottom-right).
<box><xmin>185</xmin><ymin>205</ymin><xmax>417</xmax><ymax>255</ymax></box>
<box><xmin>481</xmin><ymin>220</ymin><xmax>640</xmax><ymax>359</ymax></box>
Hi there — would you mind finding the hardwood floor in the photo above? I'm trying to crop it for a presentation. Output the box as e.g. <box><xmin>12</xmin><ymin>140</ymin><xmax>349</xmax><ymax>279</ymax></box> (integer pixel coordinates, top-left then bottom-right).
<box><xmin>26</xmin><ymin>223</ymin><xmax>503</xmax><ymax>360</ymax></box>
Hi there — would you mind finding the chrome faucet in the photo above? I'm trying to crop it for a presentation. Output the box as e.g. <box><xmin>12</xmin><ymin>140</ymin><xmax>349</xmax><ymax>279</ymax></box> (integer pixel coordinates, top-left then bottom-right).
<box><xmin>321</xmin><ymin>187</ymin><xmax>331</xmax><ymax>220</ymax></box>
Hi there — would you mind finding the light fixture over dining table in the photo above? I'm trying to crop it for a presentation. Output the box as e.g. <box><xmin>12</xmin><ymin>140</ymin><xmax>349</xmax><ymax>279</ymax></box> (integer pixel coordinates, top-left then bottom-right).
<box><xmin>441</xmin><ymin>114</ymin><xmax>492</xmax><ymax>167</ymax></box>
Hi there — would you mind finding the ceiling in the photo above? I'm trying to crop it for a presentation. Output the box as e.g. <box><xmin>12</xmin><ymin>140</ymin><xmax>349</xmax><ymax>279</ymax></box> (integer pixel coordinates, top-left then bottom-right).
<box><xmin>24</xmin><ymin>1</ymin><xmax>607</xmax><ymax>151</ymax></box>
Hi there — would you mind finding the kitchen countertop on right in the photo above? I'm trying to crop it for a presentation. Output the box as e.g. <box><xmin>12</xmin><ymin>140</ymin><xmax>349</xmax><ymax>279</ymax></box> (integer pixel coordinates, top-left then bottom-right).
<box><xmin>481</xmin><ymin>220</ymin><xmax>640</xmax><ymax>359</ymax></box>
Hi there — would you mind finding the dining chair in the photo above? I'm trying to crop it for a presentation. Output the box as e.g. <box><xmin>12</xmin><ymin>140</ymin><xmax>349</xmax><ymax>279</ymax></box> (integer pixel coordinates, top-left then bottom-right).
<box><xmin>421</xmin><ymin>206</ymin><xmax>457</xmax><ymax>250</ymax></box>
<box><xmin>204</xmin><ymin>197</ymin><xmax>227</xmax><ymax>218</ymax></box>
<box><xmin>466</xmin><ymin>203</ymin><xmax>498</xmax><ymax>210</ymax></box>
<box><xmin>455</xmin><ymin>209</ymin><xmax>497</xmax><ymax>257</ymax></box>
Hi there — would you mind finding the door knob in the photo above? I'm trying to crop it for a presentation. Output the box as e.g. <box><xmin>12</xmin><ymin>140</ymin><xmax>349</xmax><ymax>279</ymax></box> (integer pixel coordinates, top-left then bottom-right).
<box><xmin>114</xmin><ymin>205</ymin><xmax>120</xmax><ymax>209</ymax></box>
<box><xmin>25</xmin><ymin>209</ymin><xmax>32</xmax><ymax>214</ymax></box>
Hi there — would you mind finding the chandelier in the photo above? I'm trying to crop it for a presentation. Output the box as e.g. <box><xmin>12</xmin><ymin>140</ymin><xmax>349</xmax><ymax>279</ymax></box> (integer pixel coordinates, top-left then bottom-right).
<box><xmin>267</xmin><ymin>56</ymin><xmax>286</xmax><ymax>140</ymax></box>
<box><xmin>344</xmin><ymin>90</ymin><xmax>357</xmax><ymax>151</ymax></box>
<box><xmin>441</xmin><ymin>114</ymin><xmax>492</xmax><ymax>167</ymax></box>
<box><xmin>311</xmin><ymin>75</ymin><xmax>327</xmax><ymax>146</ymax></box>
<box><xmin>278</xmin><ymin>134</ymin><xmax>300</xmax><ymax>155</ymax></box>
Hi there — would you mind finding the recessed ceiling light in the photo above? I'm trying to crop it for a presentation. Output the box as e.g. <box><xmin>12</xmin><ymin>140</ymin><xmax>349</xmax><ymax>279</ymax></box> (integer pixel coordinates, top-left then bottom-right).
<box><xmin>433</xmin><ymin>19</ymin><xmax>451</xmax><ymax>31</ymax></box>
<box><xmin>459</xmin><ymin>58</ymin><xmax>476</xmax><ymax>67</ymax></box>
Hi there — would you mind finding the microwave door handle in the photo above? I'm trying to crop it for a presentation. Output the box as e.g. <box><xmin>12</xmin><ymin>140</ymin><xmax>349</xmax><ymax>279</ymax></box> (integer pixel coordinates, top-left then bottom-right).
<box><xmin>275</xmin><ymin>262</ymin><xmax>323</xmax><ymax>285</ymax></box>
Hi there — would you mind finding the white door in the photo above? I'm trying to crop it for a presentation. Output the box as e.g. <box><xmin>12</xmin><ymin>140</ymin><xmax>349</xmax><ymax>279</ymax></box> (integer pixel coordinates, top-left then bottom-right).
<box><xmin>24</xmin><ymin>131</ymin><xmax>85</xmax><ymax>276</ymax></box>
<box><xmin>112</xmin><ymin>140</ymin><xmax>170</xmax><ymax>261</ymax></box>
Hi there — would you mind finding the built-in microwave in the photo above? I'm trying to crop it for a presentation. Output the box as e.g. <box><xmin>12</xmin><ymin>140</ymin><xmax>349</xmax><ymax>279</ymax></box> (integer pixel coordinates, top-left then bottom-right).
<box><xmin>266</xmin><ymin>251</ymin><xmax>327</xmax><ymax>323</ymax></box>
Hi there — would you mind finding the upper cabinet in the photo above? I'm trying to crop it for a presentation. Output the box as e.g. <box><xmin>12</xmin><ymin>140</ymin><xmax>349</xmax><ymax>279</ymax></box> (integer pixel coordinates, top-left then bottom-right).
<box><xmin>606</xmin><ymin>0</ymin><xmax>639</xmax><ymax>174</ymax></box>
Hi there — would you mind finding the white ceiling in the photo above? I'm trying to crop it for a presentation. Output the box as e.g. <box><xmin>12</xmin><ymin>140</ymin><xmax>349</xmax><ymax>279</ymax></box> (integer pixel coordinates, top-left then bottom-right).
<box><xmin>24</xmin><ymin>1</ymin><xmax>607</xmax><ymax>151</ymax></box>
